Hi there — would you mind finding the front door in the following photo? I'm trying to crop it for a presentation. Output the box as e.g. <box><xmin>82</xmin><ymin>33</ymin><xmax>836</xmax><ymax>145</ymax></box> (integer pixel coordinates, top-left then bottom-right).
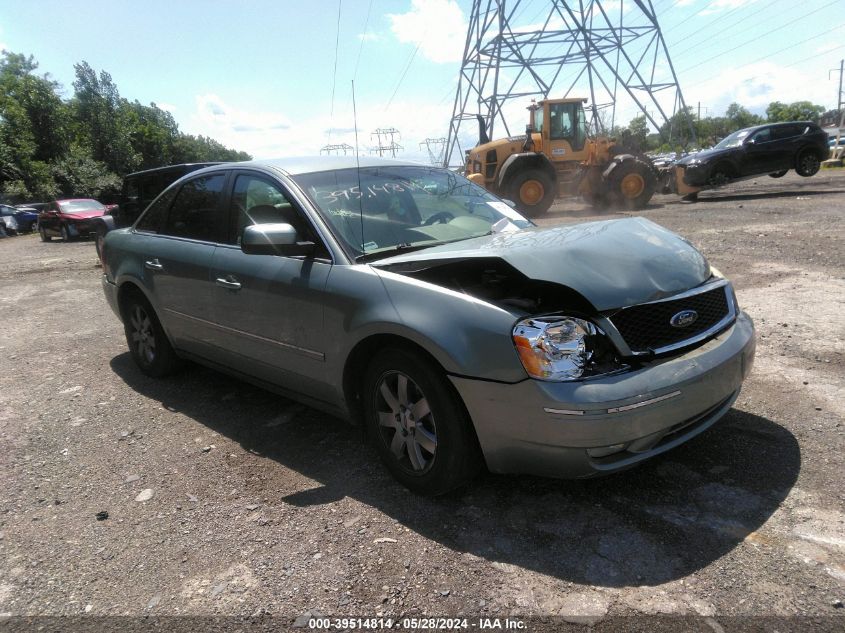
<box><xmin>209</xmin><ymin>171</ymin><xmax>334</xmax><ymax>402</ymax></box>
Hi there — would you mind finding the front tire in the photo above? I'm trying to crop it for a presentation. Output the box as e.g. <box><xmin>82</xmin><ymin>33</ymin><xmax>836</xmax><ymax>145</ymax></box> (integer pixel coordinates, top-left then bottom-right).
<box><xmin>795</xmin><ymin>150</ymin><xmax>820</xmax><ymax>177</ymax></box>
<box><xmin>707</xmin><ymin>164</ymin><xmax>732</xmax><ymax>187</ymax></box>
<box><xmin>363</xmin><ymin>348</ymin><xmax>481</xmax><ymax>496</ymax></box>
<box><xmin>39</xmin><ymin>226</ymin><xmax>51</xmax><ymax>242</ymax></box>
<box><xmin>60</xmin><ymin>224</ymin><xmax>70</xmax><ymax>242</ymax></box>
<box><xmin>507</xmin><ymin>168</ymin><xmax>555</xmax><ymax>217</ymax></box>
<box><xmin>122</xmin><ymin>293</ymin><xmax>180</xmax><ymax>378</ymax></box>
<box><xmin>608</xmin><ymin>158</ymin><xmax>655</xmax><ymax>209</ymax></box>
<box><xmin>769</xmin><ymin>170</ymin><xmax>788</xmax><ymax>178</ymax></box>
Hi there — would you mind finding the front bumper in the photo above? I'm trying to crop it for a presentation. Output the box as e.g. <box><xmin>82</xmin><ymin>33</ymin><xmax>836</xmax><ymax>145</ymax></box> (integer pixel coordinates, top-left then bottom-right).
<box><xmin>450</xmin><ymin>311</ymin><xmax>755</xmax><ymax>478</ymax></box>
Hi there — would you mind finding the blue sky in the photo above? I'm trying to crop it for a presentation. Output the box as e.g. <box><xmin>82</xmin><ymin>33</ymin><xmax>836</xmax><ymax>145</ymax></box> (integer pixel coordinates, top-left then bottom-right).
<box><xmin>1</xmin><ymin>0</ymin><xmax>843</xmax><ymax>162</ymax></box>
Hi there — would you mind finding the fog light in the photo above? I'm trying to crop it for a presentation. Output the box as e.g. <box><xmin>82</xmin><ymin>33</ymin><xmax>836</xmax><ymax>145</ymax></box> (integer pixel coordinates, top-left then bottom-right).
<box><xmin>586</xmin><ymin>443</ymin><xmax>627</xmax><ymax>458</ymax></box>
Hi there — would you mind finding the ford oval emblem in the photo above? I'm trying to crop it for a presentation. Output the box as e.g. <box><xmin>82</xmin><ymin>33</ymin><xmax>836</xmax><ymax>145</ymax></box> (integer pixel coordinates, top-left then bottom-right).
<box><xmin>670</xmin><ymin>309</ymin><xmax>699</xmax><ymax>328</ymax></box>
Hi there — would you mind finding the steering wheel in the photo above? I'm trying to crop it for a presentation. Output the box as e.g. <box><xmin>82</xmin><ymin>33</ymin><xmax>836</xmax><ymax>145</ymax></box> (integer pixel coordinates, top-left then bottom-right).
<box><xmin>422</xmin><ymin>211</ymin><xmax>455</xmax><ymax>226</ymax></box>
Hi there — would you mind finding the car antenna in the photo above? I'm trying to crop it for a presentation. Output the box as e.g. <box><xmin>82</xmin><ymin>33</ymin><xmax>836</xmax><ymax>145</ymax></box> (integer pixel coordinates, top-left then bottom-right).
<box><xmin>352</xmin><ymin>80</ymin><xmax>364</xmax><ymax>254</ymax></box>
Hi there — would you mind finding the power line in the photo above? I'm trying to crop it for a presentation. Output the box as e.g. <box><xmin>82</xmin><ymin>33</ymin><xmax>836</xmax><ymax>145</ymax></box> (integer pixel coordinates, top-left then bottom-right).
<box><xmin>679</xmin><ymin>0</ymin><xmax>841</xmax><ymax>75</ymax></box>
<box><xmin>353</xmin><ymin>0</ymin><xmax>374</xmax><ymax>81</ymax></box>
<box><xmin>663</xmin><ymin>0</ymin><xmax>773</xmax><ymax>44</ymax></box>
<box><xmin>384</xmin><ymin>37</ymin><xmax>424</xmax><ymax>112</ymax></box>
<box><xmin>669</xmin><ymin>0</ymin><xmax>785</xmax><ymax>61</ymax></box>
<box><xmin>328</xmin><ymin>0</ymin><xmax>343</xmax><ymax>139</ymax></box>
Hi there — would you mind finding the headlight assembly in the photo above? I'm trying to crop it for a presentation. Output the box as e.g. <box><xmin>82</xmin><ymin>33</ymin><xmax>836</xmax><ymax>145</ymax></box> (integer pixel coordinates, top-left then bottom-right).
<box><xmin>512</xmin><ymin>316</ymin><xmax>624</xmax><ymax>381</ymax></box>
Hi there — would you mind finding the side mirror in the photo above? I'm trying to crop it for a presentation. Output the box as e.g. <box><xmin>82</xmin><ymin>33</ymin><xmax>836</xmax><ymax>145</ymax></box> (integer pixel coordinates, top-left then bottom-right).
<box><xmin>241</xmin><ymin>223</ymin><xmax>315</xmax><ymax>257</ymax></box>
<box><xmin>502</xmin><ymin>198</ymin><xmax>518</xmax><ymax>209</ymax></box>
<box><xmin>746</xmin><ymin>138</ymin><xmax>756</xmax><ymax>145</ymax></box>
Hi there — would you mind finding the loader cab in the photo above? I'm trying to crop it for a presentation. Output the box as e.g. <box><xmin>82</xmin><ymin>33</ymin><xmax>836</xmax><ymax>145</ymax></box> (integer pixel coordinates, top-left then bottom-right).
<box><xmin>531</xmin><ymin>99</ymin><xmax>589</xmax><ymax>159</ymax></box>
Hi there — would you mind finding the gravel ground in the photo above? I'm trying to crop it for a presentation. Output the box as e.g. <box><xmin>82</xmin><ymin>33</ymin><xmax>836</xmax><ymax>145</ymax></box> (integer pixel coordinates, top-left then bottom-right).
<box><xmin>0</xmin><ymin>170</ymin><xmax>843</xmax><ymax>630</ymax></box>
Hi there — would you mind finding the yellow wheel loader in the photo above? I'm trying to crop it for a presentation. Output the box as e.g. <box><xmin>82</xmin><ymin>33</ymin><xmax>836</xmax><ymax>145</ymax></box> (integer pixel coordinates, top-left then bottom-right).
<box><xmin>464</xmin><ymin>98</ymin><xmax>658</xmax><ymax>216</ymax></box>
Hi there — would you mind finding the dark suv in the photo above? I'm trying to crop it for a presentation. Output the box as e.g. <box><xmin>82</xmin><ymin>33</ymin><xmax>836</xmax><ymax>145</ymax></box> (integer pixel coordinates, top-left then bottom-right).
<box><xmin>93</xmin><ymin>163</ymin><xmax>220</xmax><ymax>257</ymax></box>
<box><xmin>675</xmin><ymin>121</ymin><xmax>829</xmax><ymax>187</ymax></box>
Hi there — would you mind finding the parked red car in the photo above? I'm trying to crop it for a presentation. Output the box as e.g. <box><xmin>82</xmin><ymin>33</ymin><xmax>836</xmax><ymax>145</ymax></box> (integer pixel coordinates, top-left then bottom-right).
<box><xmin>39</xmin><ymin>199</ymin><xmax>107</xmax><ymax>242</ymax></box>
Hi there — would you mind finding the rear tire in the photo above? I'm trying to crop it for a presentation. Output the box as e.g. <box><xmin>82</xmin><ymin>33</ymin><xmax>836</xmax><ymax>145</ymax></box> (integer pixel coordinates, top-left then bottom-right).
<box><xmin>507</xmin><ymin>168</ymin><xmax>555</xmax><ymax>217</ymax></box>
<box><xmin>363</xmin><ymin>348</ymin><xmax>481</xmax><ymax>496</ymax></box>
<box><xmin>769</xmin><ymin>170</ymin><xmax>788</xmax><ymax>178</ymax></box>
<box><xmin>607</xmin><ymin>158</ymin><xmax>656</xmax><ymax>209</ymax></box>
<box><xmin>122</xmin><ymin>292</ymin><xmax>180</xmax><ymax>378</ymax></box>
<box><xmin>795</xmin><ymin>150</ymin><xmax>820</xmax><ymax>177</ymax></box>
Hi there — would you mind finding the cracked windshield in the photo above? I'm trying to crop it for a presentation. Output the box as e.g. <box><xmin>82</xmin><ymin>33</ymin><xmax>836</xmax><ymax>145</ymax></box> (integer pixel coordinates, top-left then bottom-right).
<box><xmin>293</xmin><ymin>166</ymin><xmax>532</xmax><ymax>260</ymax></box>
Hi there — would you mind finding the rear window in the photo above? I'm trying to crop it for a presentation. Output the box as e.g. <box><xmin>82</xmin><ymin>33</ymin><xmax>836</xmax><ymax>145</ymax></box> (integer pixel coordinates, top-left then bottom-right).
<box><xmin>161</xmin><ymin>174</ymin><xmax>227</xmax><ymax>242</ymax></box>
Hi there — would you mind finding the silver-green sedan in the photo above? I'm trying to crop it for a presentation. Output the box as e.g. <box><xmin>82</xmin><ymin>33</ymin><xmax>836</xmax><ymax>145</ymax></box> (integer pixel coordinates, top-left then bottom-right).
<box><xmin>101</xmin><ymin>157</ymin><xmax>755</xmax><ymax>495</ymax></box>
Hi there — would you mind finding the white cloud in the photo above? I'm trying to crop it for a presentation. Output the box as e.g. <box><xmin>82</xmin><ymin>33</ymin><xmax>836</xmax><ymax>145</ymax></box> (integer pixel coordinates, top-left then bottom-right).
<box><xmin>357</xmin><ymin>32</ymin><xmax>379</xmax><ymax>42</ymax></box>
<box><xmin>156</xmin><ymin>102</ymin><xmax>177</xmax><ymax>113</ymax></box>
<box><xmin>684</xmin><ymin>61</ymin><xmax>840</xmax><ymax>116</ymax></box>
<box><xmin>181</xmin><ymin>93</ymin><xmax>457</xmax><ymax>163</ymax></box>
<box><xmin>388</xmin><ymin>0</ymin><xmax>467</xmax><ymax>64</ymax></box>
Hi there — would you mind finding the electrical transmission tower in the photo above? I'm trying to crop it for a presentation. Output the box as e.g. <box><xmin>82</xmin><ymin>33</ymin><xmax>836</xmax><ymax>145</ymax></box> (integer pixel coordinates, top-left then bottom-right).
<box><xmin>371</xmin><ymin>128</ymin><xmax>403</xmax><ymax>157</ymax></box>
<box><xmin>419</xmin><ymin>138</ymin><xmax>447</xmax><ymax>165</ymax></box>
<box><xmin>320</xmin><ymin>143</ymin><xmax>355</xmax><ymax>155</ymax></box>
<box><xmin>444</xmin><ymin>0</ymin><xmax>695</xmax><ymax>167</ymax></box>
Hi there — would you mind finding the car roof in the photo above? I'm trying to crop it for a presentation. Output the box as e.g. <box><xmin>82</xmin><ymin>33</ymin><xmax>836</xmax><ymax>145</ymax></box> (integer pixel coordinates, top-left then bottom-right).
<box><xmin>123</xmin><ymin>162</ymin><xmax>222</xmax><ymax>179</ymax></box>
<box><xmin>195</xmin><ymin>155</ymin><xmax>429</xmax><ymax>177</ymax></box>
<box><xmin>55</xmin><ymin>198</ymin><xmax>101</xmax><ymax>203</ymax></box>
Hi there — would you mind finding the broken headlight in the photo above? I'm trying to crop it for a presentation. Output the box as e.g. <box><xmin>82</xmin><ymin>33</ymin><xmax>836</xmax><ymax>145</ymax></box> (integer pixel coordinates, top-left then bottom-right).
<box><xmin>512</xmin><ymin>316</ymin><xmax>622</xmax><ymax>381</ymax></box>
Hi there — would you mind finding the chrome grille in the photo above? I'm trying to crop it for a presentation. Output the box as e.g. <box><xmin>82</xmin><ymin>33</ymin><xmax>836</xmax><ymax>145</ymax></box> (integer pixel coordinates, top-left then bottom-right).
<box><xmin>609</xmin><ymin>283</ymin><xmax>733</xmax><ymax>354</ymax></box>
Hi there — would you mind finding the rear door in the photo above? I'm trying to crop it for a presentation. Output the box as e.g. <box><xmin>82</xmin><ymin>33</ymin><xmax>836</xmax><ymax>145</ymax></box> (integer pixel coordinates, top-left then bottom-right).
<box><xmin>137</xmin><ymin>171</ymin><xmax>229</xmax><ymax>358</ymax></box>
<box><xmin>209</xmin><ymin>170</ymin><xmax>334</xmax><ymax>402</ymax></box>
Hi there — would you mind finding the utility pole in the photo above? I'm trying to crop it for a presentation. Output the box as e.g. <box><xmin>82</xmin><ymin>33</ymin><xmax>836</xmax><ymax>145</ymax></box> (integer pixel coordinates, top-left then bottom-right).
<box><xmin>371</xmin><ymin>128</ymin><xmax>403</xmax><ymax>157</ymax></box>
<box><xmin>419</xmin><ymin>138</ymin><xmax>446</xmax><ymax>165</ymax></box>
<box><xmin>443</xmin><ymin>0</ymin><xmax>694</xmax><ymax>167</ymax></box>
<box><xmin>828</xmin><ymin>60</ymin><xmax>843</xmax><ymax>113</ymax></box>
<box><xmin>319</xmin><ymin>143</ymin><xmax>355</xmax><ymax>155</ymax></box>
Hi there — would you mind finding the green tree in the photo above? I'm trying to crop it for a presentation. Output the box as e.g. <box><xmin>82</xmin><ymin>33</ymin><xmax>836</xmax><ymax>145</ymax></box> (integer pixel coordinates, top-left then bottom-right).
<box><xmin>724</xmin><ymin>103</ymin><xmax>763</xmax><ymax>130</ymax></box>
<box><xmin>0</xmin><ymin>52</ymin><xmax>67</xmax><ymax>198</ymax></box>
<box><xmin>766</xmin><ymin>100</ymin><xmax>825</xmax><ymax>123</ymax></box>
<box><xmin>71</xmin><ymin>61</ymin><xmax>141</xmax><ymax>175</ymax></box>
<box><xmin>51</xmin><ymin>144</ymin><xmax>120</xmax><ymax>198</ymax></box>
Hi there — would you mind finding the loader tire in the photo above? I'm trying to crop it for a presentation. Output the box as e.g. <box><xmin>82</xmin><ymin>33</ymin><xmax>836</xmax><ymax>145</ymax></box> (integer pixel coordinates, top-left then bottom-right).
<box><xmin>507</xmin><ymin>169</ymin><xmax>555</xmax><ymax>217</ymax></box>
<box><xmin>608</xmin><ymin>158</ymin><xmax>655</xmax><ymax>209</ymax></box>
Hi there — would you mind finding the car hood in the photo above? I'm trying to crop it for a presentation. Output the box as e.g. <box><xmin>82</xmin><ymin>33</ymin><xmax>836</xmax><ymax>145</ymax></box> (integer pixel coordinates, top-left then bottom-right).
<box><xmin>676</xmin><ymin>146</ymin><xmax>735</xmax><ymax>165</ymax></box>
<box><xmin>61</xmin><ymin>210</ymin><xmax>105</xmax><ymax>219</ymax></box>
<box><xmin>373</xmin><ymin>217</ymin><xmax>710</xmax><ymax>311</ymax></box>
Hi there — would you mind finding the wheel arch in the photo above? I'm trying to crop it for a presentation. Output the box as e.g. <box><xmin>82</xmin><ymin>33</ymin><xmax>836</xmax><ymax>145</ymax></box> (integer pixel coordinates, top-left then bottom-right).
<box><xmin>343</xmin><ymin>333</ymin><xmax>451</xmax><ymax>426</ymax></box>
<box><xmin>116</xmin><ymin>279</ymin><xmax>180</xmax><ymax>351</ymax></box>
<box><xmin>343</xmin><ymin>332</ymin><xmax>486</xmax><ymax>467</ymax></box>
<box><xmin>497</xmin><ymin>152</ymin><xmax>556</xmax><ymax>189</ymax></box>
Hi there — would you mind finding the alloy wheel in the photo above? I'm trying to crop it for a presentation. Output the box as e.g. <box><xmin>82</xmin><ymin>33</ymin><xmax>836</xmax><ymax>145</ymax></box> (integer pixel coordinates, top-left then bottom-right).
<box><xmin>130</xmin><ymin>304</ymin><xmax>156</xmax><ymax>365</ymax></box>
<box><xmin>374</xmin><ymin>370</ymin><xmax>437</xmax><ymax>474</ymax></box>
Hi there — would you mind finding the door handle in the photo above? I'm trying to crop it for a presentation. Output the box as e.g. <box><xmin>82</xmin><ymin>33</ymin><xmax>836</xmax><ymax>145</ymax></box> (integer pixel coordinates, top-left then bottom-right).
<box><xmin>144</xmin><ymin>258</ymin><xmax>164</xmax><ymax>271</ymax></box>
<box><xmin>216</xmin><ymin>276</ymin><xmax>242</xmax><ymax>291</ymax></box>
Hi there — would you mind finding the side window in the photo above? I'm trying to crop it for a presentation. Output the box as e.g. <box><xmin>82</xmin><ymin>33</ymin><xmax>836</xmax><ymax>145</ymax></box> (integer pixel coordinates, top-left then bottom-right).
<box><xmin>772</xmin><ymin>125</ymin><xmax>799</xmax><ymax>140</ymax></box>
<box><xmin>135</xmin><ymin>186</ymin><xmax>177</xmax><ymax>233</ymax></box>
<box><xmin>750</xmin><ymin>128</ymin><xmax>771</xmax><ymax>143</ymax></box>
<box><xmin>228</xmin><ymin>173</ymin><xmax>328</xmax><ymax>258</ymax></box>
<box><xmin>162</xmin><ymin>174</ymin><xmax>226</xmax><ymax>241</ymax></box>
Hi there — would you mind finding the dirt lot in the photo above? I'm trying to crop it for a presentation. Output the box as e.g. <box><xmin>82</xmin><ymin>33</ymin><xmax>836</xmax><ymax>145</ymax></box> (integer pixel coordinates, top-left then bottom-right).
<box><xmin>1</xmin><ymin>170</ymin><xmax>843</xmax><ymax>629</ymax></box>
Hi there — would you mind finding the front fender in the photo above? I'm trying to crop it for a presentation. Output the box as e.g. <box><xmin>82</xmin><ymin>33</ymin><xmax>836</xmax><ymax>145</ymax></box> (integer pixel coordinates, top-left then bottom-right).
<box><xmin>497</xmin><ymin>153</ymin><xmax>556</xmax><ymax>189</ymax></box>
<box><xmin>322</xmin><ymin>264</ymin><xmax>527</xmax><ymax>387</ymax></box>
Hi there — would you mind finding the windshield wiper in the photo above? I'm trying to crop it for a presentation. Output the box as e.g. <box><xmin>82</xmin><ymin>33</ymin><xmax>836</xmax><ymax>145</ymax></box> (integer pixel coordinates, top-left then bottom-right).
<box><xmin>355</xmin><ymin>236</ymin><xmax>481</xmax><ymax>264</ymax></box>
